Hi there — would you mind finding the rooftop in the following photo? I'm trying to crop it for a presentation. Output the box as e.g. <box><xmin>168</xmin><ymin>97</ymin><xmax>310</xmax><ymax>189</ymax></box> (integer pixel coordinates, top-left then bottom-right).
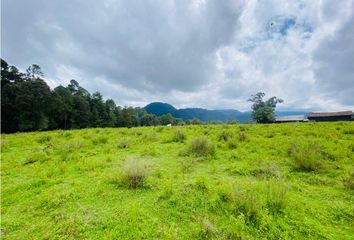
<box><xmin>275</xmin><ymin>115</ymin><xmax>306</xmax><ymax>122</ymax></box>
<box><xmin>307</xmin><ymin>111</ymin><xmax>353</xmax><ymax>117</ymax></box>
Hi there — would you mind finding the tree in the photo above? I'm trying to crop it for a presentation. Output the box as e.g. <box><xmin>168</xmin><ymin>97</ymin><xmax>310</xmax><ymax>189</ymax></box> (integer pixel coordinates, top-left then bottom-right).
<box><xmin>15</xmin><ymin>79</ymin><xmax>53</xmax><ymax>131</ymax></box>
<box><xmin>72</xmin><ymin>95</ymin><xmax>91</xmax><ymax>128</ymax></box>
<box><xmin>104</xmin><ymin>99</ymin><xmax>117</xmax><ymax>127</ymax></box>
<box><xmin>141</xmin><ymin>113</ymin><xmax>160</xmax><ymax>126</ymax></box>
<box><xmin>26</xmin><ymin>64</ymin><xmax>43</xmax><ymax>80</ymax></box>
<box><xmin>53</xmin><ymin>86</ymin><xmax>74</xmax><ymax>129</ymax></box>
<box><xmin>248</xmin><ymin>92</ymin><xmax>283</xmax><ymax>123</ymax></box>
<box><xmin>1</xmin><ymin>59</ymin><xmax>183</xmax><ymax>133</ymax></box>
<box><xmin>1</xmin><ymin>59</ymin><xmax>24</xmax><ymax>87</ymax></box>
<box><xmin>159</xmin><ymin>113</ymin><xmax>174</xmax><ymax>125</ymax></box>
<box><xmin>90</xmin><ymin>91</ymin><xmax>106</xmax><ymax>127</ymax></box>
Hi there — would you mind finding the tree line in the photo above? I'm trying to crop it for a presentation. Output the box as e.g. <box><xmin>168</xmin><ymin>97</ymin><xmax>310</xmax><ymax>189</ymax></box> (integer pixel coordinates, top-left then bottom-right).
<box><xmin>1</xmin><ymin>59</ymin><xmax>185</xmax><ymax>133</ymax></box>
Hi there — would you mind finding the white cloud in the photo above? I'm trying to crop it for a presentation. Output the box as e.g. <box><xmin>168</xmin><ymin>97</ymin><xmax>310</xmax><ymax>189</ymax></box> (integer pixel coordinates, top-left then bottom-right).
<box><xmin>2</xmin><ymin>0</ymin><xmax>354</xmax><ymax>111</ymax></box>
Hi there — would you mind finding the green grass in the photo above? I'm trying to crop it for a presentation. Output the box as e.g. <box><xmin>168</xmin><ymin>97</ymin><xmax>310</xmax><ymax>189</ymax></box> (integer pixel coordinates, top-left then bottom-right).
<box><xmin>1</xmin><ymin>122</ymin><xmax>354</xmax><ymax>239</ymax></box>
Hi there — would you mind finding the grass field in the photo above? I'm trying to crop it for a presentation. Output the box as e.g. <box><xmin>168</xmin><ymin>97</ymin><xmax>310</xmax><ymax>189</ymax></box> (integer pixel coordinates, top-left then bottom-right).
<box><xmin>1</xmin><ymin>122</ymin><xmax>354</xmax><ymax>239</ymax></box>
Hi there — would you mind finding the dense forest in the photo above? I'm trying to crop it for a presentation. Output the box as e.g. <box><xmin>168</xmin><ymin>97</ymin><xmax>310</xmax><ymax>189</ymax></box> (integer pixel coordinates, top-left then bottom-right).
<box><xmin>1</xmin><ymin>59</ymin><xmax>184</xmax><ymax>133</ymax></box>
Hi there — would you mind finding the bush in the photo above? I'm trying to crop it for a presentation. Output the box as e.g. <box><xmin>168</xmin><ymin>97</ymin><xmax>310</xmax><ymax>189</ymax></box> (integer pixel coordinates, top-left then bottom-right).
<box><xmin>218</xmin><ymin>183</ymin><xmax>262</xmax><ymax>223</ymax></box>
<box><xmin>172</xmin><ymin>130</ymin><xmax>186</xmax><ymax>143</ymax></box>
<box><xmin>239</xmin><ymin>132</ymin><xmax>249</xmax><ymax>142</ymax></box>
<box><xmin>250</xmin><ymin>164</ymin><xmax>282</xmax><ymax>179</ymax></box>
<box><xmin>156</xmin><ymin>126</ymin><xmax>164</xmax><ymax>133</ymax></box>
<box><xmin>226</xmin><ymin>138</ymin><xmax>238</xmax><ymax>150</ymax></box>
<box><xmin>218</xmin><ymin>131</ymin><xmax>231</xmax><ymax>141</ymax></box>
<box><xmin>24</xmin><ymin>151</ymin><xmax>49</xmax><ymax>165</ymax></box>
<box><xmin>242</xmin><ymin>189</ymin><xmax>262</xmax><ymax>222</ymax></box>
<box><xmin>266</xmin><ymin>180</ymin><xmax>288</xmax><ymax>213</ymax></box>
<box><xmin>188</xmin><ymin>138</ymin><xmax>215</xmax><ymax>157</ymax></box>
<box><xmin>343</xmin><ymin>172</ymin><xmax>354</xmax><ymax>190</ymax></box>
<box><xmin>37</xmin><ymin>135</ymin><xmax>52</xmax><ymax>143</ymax></box>
<box><xmin>288</xmin><ymin>141</ymin><xmax>326</xmax><ymax>172</ymax></box>
<box><xmin>121</xmin><ymin>157</ymin><xmax>150</xmax><ymax>189</ymax></box>
<box><xmin>199</xmin><ymin>218</ymin><xmax>217</xmax><ymax>238</ymax></box>
<box><xmin>343</xmin><ymin>129</ymin><xmax>354</xmax><ymax>135</ymax></box>
<box><xmin>143</xmin><ymin>132</ymin><xmax>158</xmax><ymax>142</ymax></box>
<box><xmin>92</xmin><ymin>136</ymin><xmax>108</xmax><ymax>145</ymax></box>
<box><xmin>266</xmin><ymin>131</ymin><xmax>275</xmax><ymax>138</ymax></box>
<box><xmin>118</xmin><ymin>139</ymin><xmax>130</xmax><ymax>149</ymax></box>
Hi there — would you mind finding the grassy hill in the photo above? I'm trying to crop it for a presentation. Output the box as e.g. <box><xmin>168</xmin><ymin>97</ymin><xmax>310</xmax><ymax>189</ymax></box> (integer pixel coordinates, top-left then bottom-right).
<box><xmin>1</xmin><ymin>122</ymin><xmax>354</xmax><ymax>239</ymax></box>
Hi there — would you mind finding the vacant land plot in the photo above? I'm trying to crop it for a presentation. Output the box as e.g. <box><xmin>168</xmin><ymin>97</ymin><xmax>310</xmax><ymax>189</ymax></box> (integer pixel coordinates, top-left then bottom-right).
<box><xmin>1</xmin><ymin>122</ymin><xmax>353</xmax><ymax>239</ymax></box>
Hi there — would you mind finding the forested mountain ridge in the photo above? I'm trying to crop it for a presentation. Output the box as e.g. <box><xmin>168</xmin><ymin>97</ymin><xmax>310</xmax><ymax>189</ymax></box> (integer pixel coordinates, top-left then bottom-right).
<box><xmin>1</xmin><ymin>59</ymin><xmax>307</xmax><ymax>133</ymax></box>
<box><xmin>144</xmin><ymin>102</ymin><xmax>306</xmax><ymax>123</ymax></box>
<box><xmin>0</xmin><ymin>59</ymin><xmax>182</xmax><ymax>133</ymax></box>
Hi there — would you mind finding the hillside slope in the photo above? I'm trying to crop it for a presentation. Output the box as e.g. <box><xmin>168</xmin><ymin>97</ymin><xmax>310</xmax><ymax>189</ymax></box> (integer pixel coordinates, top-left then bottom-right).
<box><xmin>1</xmin><ymin>122</ymin><xmax>354</xmax><ymax>239</ymax></box>
<box><xmin>144</xmin><ymin>102</ymin><xmax>306</xmax><ymax>123</ymax></box>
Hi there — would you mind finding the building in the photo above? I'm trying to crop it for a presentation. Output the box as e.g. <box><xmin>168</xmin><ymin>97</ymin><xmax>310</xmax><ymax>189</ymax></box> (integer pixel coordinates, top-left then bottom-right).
<box><xmin>307</xmin><ymin>111</ymin><xmax>353</xmax><ymax>122</ymax></box>
<box><xmin>275</xmin><ymin>115</ymin><xmax>307</xmax><ymax>123</ymax></box>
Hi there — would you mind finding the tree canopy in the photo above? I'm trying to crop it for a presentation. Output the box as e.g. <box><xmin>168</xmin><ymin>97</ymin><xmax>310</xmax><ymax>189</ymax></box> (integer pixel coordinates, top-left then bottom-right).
<box><xmin>248</xmin><ymin>92</ymin><xmax>283</xmax><ymax>123</ymax></box>
<box><xmin>1</xmin><ymin>59</ymin><xmax>185</xmax><ymax>133</ymax></box>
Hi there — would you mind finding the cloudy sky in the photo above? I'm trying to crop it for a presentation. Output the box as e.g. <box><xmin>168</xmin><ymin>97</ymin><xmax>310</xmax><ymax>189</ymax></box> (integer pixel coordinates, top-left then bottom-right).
<box><xmin>2</xmin><ymin>0</ymin><xmax>354</xmax><ymax>111</ymax></box>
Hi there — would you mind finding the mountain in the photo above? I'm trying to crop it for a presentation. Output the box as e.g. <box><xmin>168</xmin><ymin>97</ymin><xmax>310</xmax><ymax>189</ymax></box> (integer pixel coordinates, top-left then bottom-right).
<box><xmin>144</xmin><ymin>102</ymin><xmax>251</xmax><ymax>122</ymax></box>
<box><xmin>144</xmin><ymin>102</ymin><xmax>177</xmax><ymax>116</ymax></box>
<box><xmin>144</xmin><ymin>102</ymin><xmax>308</xmax><ymax>123</ymax></box>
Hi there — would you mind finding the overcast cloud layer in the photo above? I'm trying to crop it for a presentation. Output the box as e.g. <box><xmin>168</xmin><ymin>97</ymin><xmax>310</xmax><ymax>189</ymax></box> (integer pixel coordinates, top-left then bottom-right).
<box><xmin>2</xmin><ymin>0</ymin><xmax>354</xmax><ymax>111</ymax></box>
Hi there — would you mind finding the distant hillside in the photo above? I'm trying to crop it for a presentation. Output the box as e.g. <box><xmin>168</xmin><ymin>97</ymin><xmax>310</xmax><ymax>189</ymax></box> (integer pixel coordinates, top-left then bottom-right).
<box><xmin>144</xmin><ymin>102</ymin><xmax>251</xmax><ymax>122</ymax></box>
<box><xmin>144</xmin><ymin>102</ymin><xmax>307</xmax><ymax>123</ymax></box>
<box><xmin>144</xmin><ymin>102</ymin><xmax>177</xmax><ymax>116</ymax></box>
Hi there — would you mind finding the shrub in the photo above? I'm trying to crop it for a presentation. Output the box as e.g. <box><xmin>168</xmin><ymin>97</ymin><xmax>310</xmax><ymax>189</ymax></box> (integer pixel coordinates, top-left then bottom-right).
<box><xmin>219</xmin><ymin>184</ymin><xmax>262</xmax><ymax>223</ymax></box>
<box><xmin>24</xmin><ymin>152</ymin><xmax>49</xmax><ymax>165</ymax></box>
<box><xmin>194</xmin><ymin>175</ymin><xmax>209</xmax><ymax>191</ymax></box>
<box><xmin>242</xmin><ymin>189</ymin><xmax>262</xmax><ymax>222</ymax></box>
<box><xmin>92</xmin><ymin>136</ymin><xmax>108</xmax><ymax>145</ymax></box>
<box><xmin>288</xmin><ymin>141</ymin><xmax>326</xmax><ymax>172</ymax></box>
<box><xmin>37</xmin><ymin>135</ymin><xmax>52</xmax><ymax>144</ymax></box>
<box><xmin>218</xmin><ymin>131</ymin><xmax>231</xmax><ymax>141</ymax></box>
<box><xmin>251</xmin><ymin>164</ymin><xmax>282</xmax><ymax>179</ymax></box>
<box><xmin>266</xmin><ymin>180</ymin><xmax>288</xmax><ymax>213</ymax></box>
<box><xmin>239</xmin><ymin>132</ymin><xmax>249</xmax><ymax>142</ymax></box>
<box><xmin>121</xmin><ymin>157</ymin><xmax>150</xmax><ymax>189</ymax></box>
<box><xmin>343</xmin><ymin>129</ymin><xmax>354</xmax><ymax>135</ymax></box>
<box><xmin>118</xmin><ymin>139</ymin><xmax>130</xmax><ymax>149</ymax></box>
<box><xmin>159</xmin><ymin>178</ymin><xmax>174</xmax><ymax>200</ymax></box>
<box><xmin>199</xmin><ymin>218</ymin><xmax>217</xmax><ymax>238</ymax></box>
<box><xmin>172</xmin><ymin>130</ymin><xmax>186</xmax><ymax>143</ymax></box>
<box><xmin>266</xmin><ymin>131</ymin><xmax>275</xmax><ymax>138</ymax></box>
<box><xmin>188</xmin><ymin>138</ymin><xmax>215</xmax><ymax>157</ymax></box>
<box><xmin>226</xmin><ymin>138</ymin><xmax>238</xmax><ymax>150</ymax></box>
<box><xmin>143</xmin><ymin>132</ymin><xmax>158</xmax><ymax>142</ymax></box>
<box><xmin>343</xmin><ymin>172</ymin><xmax>354</xmax><ymax>190</ymax></box>
<box><xmin>63</xmin><ymin>132</ymin><xmax>72</xmax><ymax>138</ymax></box>
<box><xmin>156</xmin><ymin>126</ymin><xmax>164</xmax><ymax>133</ymax></box>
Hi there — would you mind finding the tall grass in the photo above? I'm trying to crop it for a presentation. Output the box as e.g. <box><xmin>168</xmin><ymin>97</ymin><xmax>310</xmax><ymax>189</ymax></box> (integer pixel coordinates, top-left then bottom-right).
<box><xmin>118</xmin><ymin>139</ymin><xmax>130</xmax><ymax>149</ymax></box>
<box><xmin>266</xmin><ymin>180</ymin><xmax>288</xmax><ymax>213</ymax></box>
<box><xmin>121</xmin><ymin>157</ymin><xmax>151</xmax><ymax>189</ymax></box>
<box><xmin>288</xmin><ymin>141</ymin><xmax>326</xmax><ymax>172</ymax></box>
<box><xmin>343</xmin><ymin>172</ymin><xmax>354</xmax><ymax>190</ymax></box>
<box><xmin>172</xmin><ymin>129</ymin><xmax>186</xmax><ymax>143</ymax></box>
<box><xmin>218</xmin><ymin>131</ymin><xmax>231</xmax><ymax>141</ymax></box>
<box><xmin>188</xmin><ymin>138</ymin><xmax>215</xmax><ymax>157</ymax></box>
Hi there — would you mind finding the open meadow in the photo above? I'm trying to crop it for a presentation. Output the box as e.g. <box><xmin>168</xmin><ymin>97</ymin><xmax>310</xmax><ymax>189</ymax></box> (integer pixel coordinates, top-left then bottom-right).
<box><xmin>1</xmin><ymin>122</ymin><xmax>354</xmax><ymax>239</ymax></box>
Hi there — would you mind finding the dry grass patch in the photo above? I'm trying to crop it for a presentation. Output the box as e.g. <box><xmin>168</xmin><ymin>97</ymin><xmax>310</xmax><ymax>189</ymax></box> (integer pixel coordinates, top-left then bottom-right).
<box><xmin>120</xmin><ymin>157</ymin><xmax>151</xmax><ymax>189</ymax></box>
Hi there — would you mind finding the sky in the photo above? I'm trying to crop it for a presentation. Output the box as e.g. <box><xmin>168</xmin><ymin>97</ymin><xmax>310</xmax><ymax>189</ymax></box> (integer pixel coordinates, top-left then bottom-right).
<box><xmin>2</xmin><ymin>0</ymin><xmax>354</xmax><ymax>111</ymax></box>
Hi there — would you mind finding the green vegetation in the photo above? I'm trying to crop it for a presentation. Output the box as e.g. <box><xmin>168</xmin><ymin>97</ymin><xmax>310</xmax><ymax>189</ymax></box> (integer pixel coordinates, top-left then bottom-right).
<box><xmin>248</xmin><ymin>92</ymin><xmax>283</xmax><ymax>123</ymax></box>
<box><xmin>1</xmin><ymin>122</ymin><xmax>354</xmax><ymax>239</ymax></box>
<box><xmin>1</xmin><ymin>59</ymin><xmax>183</xmax><ymax>134</ymax></box>
<box><xmin>187</xmin><ymin>138</ymin><xmax>216</xmax><ymax>157</ymax></box>
<box><xmin>119</xmin><ymin>157</ymin><xmax>151</xmax><ymax>189</ymax></box>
